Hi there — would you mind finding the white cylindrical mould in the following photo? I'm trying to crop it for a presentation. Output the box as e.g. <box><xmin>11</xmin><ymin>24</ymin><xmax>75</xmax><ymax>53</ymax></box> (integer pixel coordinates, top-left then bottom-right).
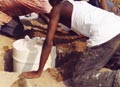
<box><xmin>12</xmin><ymin>38</ymin><xmax>56</xmax><ymax>72</ymax></box>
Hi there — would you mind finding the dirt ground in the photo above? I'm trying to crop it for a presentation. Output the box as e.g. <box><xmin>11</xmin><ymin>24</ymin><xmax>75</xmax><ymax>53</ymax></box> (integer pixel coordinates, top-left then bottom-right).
<box><xmin>0</xmin><ymin>18</ymin><xmax>88</xmax><ymax>87</ymax></box>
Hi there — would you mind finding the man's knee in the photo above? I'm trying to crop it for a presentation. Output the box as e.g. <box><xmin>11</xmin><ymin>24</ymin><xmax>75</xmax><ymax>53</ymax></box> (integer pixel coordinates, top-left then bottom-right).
<box><xmin>72</xmin><ymin>71</ymin><xmax>116</xmax><ymax>87</ymax></box>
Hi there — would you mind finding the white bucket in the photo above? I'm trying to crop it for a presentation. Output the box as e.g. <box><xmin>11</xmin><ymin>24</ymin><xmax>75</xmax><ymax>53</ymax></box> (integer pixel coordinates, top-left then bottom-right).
<box><xmin>12</xmin><ymin>36</ymin><xmax>57</xmax><ymax>72</ymax></box>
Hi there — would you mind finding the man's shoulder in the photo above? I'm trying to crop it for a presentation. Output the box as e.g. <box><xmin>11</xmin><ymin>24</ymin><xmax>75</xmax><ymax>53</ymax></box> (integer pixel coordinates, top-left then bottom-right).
<box><xmin>52</xmin><ymin>3</ymin><xmax>66</xmax><ymax>11</ymax></box>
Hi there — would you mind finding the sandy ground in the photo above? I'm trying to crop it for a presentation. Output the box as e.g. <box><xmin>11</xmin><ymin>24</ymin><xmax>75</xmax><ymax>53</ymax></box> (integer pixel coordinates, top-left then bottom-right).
<box><xmin>0</xmin><ymin>18</ymin><xmax>85</xmax><ymax>87</ymax></box>
<box><xmin>0</xmin><ymin>20</ymin><xmax>67</xmax><ymax>87</ymax></box>
<box><xmin>0</xmin><ymin>30</ymin><xmax>80</xmax><ymax>87</ymax></box>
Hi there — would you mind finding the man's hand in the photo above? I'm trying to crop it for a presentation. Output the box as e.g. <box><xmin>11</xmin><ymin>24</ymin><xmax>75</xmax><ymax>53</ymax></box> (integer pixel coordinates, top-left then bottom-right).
<box><xmin>19</xmin><ymin>71</ymin><xmax>42</xmax><ymax>79</ymax></box>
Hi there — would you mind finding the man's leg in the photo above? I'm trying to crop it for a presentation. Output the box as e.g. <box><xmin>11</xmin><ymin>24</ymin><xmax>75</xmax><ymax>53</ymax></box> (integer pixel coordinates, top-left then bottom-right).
<box><xmin>1</xmin><ymin>16</ymin><xmax>24</xmax><ymax>39</ymax></box>
<box><xmin>72</xmin><ymin>34</ymin><xmax>120</xmax><ymax>87</ymax></box>
<box><xmin>105</xmin><ymin>44</ymin><xmax>120</xmax><ymax>70</ymax></box>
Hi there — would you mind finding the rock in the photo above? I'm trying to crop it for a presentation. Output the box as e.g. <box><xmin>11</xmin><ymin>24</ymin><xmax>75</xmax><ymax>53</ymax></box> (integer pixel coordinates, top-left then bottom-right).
<box><xmin>11</xmin><ymin>78</ymin><xmax>32</xmax><ymax>87</ymax></box>
<box><xmin>26</xmin><ymin>71</ymin><xmax>65</xmax><ymax>87</ymax></box>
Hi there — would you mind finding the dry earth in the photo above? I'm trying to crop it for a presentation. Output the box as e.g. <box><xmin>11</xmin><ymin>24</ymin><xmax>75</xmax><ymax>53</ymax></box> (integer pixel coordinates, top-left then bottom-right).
<box><xmin>0</xmin><ymin>18</ymin><xmax>87</xmax><ymax>87</ymax></box>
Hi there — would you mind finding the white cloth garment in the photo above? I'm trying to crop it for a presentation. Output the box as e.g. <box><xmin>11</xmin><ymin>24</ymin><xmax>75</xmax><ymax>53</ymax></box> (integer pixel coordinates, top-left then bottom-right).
<box><xmin>70</xmin><ymin>1</ymin><xmax>120</xmax><ymax>47</ymax></box>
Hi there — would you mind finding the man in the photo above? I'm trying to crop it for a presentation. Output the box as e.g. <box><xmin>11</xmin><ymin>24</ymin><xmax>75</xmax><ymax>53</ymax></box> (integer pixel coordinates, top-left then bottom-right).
<box><xmin>20</xmin><ymin>0</ymin><xmax>120</xmax><ymax>87</ymax></box>
<box><xmin>0</xmin><ymin>0</ymin><xmax>52</xmax><ymax>38</ymax></box>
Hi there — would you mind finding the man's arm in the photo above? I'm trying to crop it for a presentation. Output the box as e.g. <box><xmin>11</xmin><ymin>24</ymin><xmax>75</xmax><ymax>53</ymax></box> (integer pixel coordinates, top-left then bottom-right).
<box><xmin>19</xmin><ymin>5</ymin><xmax>61</xmax><ymax>79</ymax></box>
<box><xmin>36</xmin><ymin>5</ymin><xmax>61</xmax><ymax>76</ymax></box>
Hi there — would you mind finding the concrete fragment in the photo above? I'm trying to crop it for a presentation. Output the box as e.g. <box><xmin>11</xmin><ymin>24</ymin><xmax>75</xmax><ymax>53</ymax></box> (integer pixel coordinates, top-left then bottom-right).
<box><xmin>11</xmin><ymin>78</ymin><xmax>32</xmax><ymax>87</ymax></box>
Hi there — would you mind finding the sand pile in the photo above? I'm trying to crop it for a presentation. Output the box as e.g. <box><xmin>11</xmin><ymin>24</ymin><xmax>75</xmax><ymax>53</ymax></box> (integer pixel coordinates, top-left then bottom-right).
<box><xmin>0</xmin><ymin>71</ymin><xmax>68</xmax><ymax>87</ymax></box>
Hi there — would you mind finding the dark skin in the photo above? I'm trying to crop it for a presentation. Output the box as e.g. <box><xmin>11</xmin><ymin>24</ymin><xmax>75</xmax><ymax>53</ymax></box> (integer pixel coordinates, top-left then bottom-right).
<box><xmin>99</xmin><ymin>0</ymin><xmax>118</xmax><ymax>14</ymax></box>
<box><xmin>19</xmin><ymin>1</ymin><xmax>73</xmax><ymax>79</ymax></box>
